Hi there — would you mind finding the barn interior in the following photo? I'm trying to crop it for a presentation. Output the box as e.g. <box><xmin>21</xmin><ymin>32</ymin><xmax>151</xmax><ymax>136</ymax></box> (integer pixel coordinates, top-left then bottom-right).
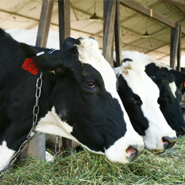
<box><xmin>0</xmin><ymin>0</ymin><xmax>185</xmax><ymax>68</ymax></box>
<box><xmin>1</xmin><ymin>0</ymin><xmax>185</xmax><ymax>163</ymax></box>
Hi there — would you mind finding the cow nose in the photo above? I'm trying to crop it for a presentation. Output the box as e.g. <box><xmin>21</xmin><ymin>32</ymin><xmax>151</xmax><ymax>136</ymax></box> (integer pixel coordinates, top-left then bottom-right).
<box><xmin>126</xmin><ymin>145</ymin><xmax>143</xmax><ymax>162</ymax></box>
<box><xmin>162</xmin><ymin>136</ymin><xmax>177</xmax><ymax>149</ymax></box>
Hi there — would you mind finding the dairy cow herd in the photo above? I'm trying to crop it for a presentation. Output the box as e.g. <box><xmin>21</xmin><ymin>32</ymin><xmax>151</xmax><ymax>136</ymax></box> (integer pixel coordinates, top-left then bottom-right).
<box><xmin>0</xmin><ymin>28</ymin><xmax>185</xmax><ymax>174</ymax></box>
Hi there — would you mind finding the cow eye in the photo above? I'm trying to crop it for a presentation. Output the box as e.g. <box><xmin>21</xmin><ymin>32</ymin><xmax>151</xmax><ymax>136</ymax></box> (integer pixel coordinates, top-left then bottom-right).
<box><xmin>83</xmin><ymin>81</ymin><xmax>96</xmax><ymax>93</ymax></box>
<box><xmin>132</xmin><ymin>95</ymin><xmax>142</xmax><ymax>105</ymax></box>
<box><xmin>132</xmin><ymin>97</ymin><xmax>137</xmax><ymax>104</ymax></box>
<box><xmin>84</xmin><ymin>81</ymin><xmax>95</xmax><ymax>88</ymax></box>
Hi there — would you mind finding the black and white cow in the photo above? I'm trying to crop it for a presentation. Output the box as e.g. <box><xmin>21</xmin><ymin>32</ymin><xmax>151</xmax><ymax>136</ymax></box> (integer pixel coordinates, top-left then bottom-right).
<box><xmin>119</xmin><ymin>50</ymin><xmax>185</xmax><ymax>136</ymax></box>
<box><xmin>0</xmin><ymin>28</ymin><xmax>145</xmax><ymax>171</ymax></box>
<box><xmin>114</xmin><ymin>61</ymin><xmax>177</xmax><ymax>152</ymax></box>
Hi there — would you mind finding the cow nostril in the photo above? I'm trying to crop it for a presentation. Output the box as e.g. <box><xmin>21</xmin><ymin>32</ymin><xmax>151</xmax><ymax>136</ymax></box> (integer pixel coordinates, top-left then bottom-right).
<box><xmin>162</xmin><ymin>139</ymin><xmax>169</xmax><ymax>148</ymax></box>
<box><xmin>126</xmin><ymin>145</ymin><xmax>138</xmax><ymax>158</ymax></box>
<box><xmin>162</xmin><ymin>136</ymin><xmax>177</xmax><ymax>149</ymax></box>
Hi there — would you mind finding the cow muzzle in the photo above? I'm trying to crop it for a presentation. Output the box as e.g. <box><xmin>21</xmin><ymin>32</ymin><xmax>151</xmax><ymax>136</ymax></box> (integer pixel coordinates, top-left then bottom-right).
<box><xmin>105</xmin><ymin>142</ymin><xmax>144</xmax><ymax>164</ymax></box>
<box><xmin>148</xmin><ymin>136</ymin><xmax>177</xmax><ymax>154</ymax></box>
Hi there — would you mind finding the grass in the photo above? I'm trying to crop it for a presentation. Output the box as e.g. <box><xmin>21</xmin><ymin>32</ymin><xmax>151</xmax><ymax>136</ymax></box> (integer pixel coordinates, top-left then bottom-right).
<box><xmin>1</xmin><ymin>135</ymin><xmax>185</xmax><ymax>185</ymax></box>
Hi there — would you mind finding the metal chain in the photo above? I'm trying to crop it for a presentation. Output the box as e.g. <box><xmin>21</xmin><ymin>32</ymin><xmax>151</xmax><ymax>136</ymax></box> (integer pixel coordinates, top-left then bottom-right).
<box><xmin>0</xmin><ymin>71</ymin><xmax>43</xmax><ymax>178</ymax></box>
<box><xmin>48</xmin><ymin>49</ymin><xmax>55</xmax><ymax>55</ymax></box>
<box><xmin>27</xmin><ymin>71</ymin><xmax>43</xmax><ymax>137</ymax></box>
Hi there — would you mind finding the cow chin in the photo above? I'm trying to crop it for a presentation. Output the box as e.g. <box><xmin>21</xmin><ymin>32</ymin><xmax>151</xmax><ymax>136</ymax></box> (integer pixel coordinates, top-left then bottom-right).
<box><xmin>104</xmin><ymin>131</ymin><xmax>144</xmax><ymax>164</ymax></box>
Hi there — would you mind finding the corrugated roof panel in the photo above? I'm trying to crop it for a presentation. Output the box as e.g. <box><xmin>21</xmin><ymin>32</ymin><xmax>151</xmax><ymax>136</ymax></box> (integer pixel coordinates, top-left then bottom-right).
<box><xmin>155</xmin><ymin>45</ymin><xmax>170</xmax><ymax>55</ymax></box>
<box><xmin>0</xmin><ymin>11</ymin><xmax>38</xmax><ymax>30</ymax></box>
<box><xmin>0</xmin><ymin>0</ymin><xmax>32</xmax><ymax>12</ymax></box>
<box><xmin>16</xmin><ymin>1</ymin><xmax>42</xmax><ymax>19</ymax></box>
<box><xmin>151</xmin><ymin>28</ymin><xmax>171</xmax><ymax>43</ymax></box>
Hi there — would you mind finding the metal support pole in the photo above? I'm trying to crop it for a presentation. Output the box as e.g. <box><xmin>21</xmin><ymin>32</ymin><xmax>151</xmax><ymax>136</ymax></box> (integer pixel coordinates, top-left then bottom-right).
<box><xmin>103</xmin><ymin>0</ymin><xmax>116</xmax><ymax>66</ymax></box>
<box><xmin>36</xmin><ymin>0</ymin><xmax>54</xmax><ymax>47</ymax></box>
<box><xmin>114</xmin><ymin>0</ymin><xmax>122</xmax><ymax>67</ymax></box>
<box><xmin>170</xmin><ymin>22</ymin><xmax>181</xmax><ymax>69</ymax></box>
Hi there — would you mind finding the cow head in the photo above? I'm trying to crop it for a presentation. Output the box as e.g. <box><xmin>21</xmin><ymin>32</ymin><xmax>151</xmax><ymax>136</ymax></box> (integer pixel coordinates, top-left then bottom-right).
<box><xmin>151</xmin><ymin>73</ymin><xmax>185</xmax><ymax>136</ymax></box>
<box><xmin>120</xmin><ymin>50</ymin><xmax>185</xmax><ymax>137</ymax></box>
<box><xmin>114</xmin><ymin>60</ymin><xmax>177</xmax><ymax>153</ymax></box>
<box><xmin>19</xmin><ymin>37</ymin><xmax>144</xmax><ymax>164</ymax></box>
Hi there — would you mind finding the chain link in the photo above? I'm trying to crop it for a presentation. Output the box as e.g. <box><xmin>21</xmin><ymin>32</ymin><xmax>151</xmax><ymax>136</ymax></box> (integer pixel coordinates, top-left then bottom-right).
<box><xmin>0</xmin><ymin>71</ymin><xmax>43</xmax><ymax>178</ymax></box>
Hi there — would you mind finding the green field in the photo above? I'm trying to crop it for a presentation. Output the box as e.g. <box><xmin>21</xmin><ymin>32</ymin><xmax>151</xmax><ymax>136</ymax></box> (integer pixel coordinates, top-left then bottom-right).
<box><xmin>1</xmin><ymin>135</ymin><xmax>185</xmax><ymax>185</ymax></box>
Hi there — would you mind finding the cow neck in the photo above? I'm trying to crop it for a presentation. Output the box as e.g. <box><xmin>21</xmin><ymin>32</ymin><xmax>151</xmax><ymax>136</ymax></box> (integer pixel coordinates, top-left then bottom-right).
<box><xmin>0</xmin><ymin>71</ymin><xmax>43</xmax><ymax>178</ymax></box>
<box><xmin>0</xmin><ymin>48</ymin><xmax>56</xmax><ymax>178</ymax></box>
<box><xmin>28</xmin><ymin>48</ymin><xmax>56</xmax><ymax>136</ymax></box>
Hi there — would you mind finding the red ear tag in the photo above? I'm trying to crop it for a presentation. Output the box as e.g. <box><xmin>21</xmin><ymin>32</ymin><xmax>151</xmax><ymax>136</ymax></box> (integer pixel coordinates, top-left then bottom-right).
<box><xmin>22</xmin><ymin>58</ymin><xmax>39</xmax><ymax>75</ymax></box>
<box><xmin>184</xmin><ymin>82</ymin><xmax>185</xmax><ymax>87</ymax></box>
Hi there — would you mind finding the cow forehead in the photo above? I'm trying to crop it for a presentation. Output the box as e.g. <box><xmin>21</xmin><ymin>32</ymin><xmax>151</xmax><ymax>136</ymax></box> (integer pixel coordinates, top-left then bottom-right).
<box><xmin>121</xmin><ymin>50</ymin><xmax>171</xmax><ymax>69</ymax></box>
<box><xmin>121</xmin><ymin>50</ymin><xmax>153</xmax><ymax>66</ymax></box>
<box><xmin>116</xmin><ymin>61</ymin><xmax>159</xmax><ymax>101</ymax></box>
<box><xmin>77</xmin><ymin>37</ymin><xmax>117</xmax><ymax>96</ymax></box>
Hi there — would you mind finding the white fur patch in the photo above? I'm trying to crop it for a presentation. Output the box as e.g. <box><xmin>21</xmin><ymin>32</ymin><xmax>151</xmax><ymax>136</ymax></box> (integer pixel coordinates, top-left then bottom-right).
<box><xmin>120</xmin><ymin>50</ymin><xmax>171</xmax><ymax>69</ymax></box>
<box><xmin>36</xmin><ymin>107</ymin><xmax>78</xmax><ymax>143</ymax></box>
<box><xmin>169</xmin><ymin>82</ymin><xmax>177</xmax><ymax>98</ymax></box>
<box><xmin>115</xmin><ymin>60</ymin><xmax>176</xmax><ymax>151</ymax></box>
<box><xmin>0</xmin><ymin>141</ymin><xmax>15</xmax><ymax>171</ymax></box>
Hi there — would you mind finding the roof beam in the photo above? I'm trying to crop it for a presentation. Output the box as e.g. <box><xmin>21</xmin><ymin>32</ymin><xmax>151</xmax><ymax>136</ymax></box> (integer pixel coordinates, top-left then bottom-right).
<box><xmin>58</xmin><ymin>0</ymin><xmax>70</xmax><ymax>49</ymax></box>
<box><xmin>119</xmin><ymin>0</ymin><xmax>185</xmax><ymax>34</ymax></box>
<box><xmin>163</xmin><ymin>0</ymin><xmax>185</xmax><ymax>7</ymax></box>
<box><xmin>0</xmin><ymin>9</ymin><xmax>102</xmax><ymax>39</ymax></box>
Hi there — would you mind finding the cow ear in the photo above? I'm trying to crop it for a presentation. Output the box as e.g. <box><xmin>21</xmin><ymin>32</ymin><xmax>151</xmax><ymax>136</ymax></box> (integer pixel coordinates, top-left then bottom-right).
<box><xmin>19</xmin><ymin>42</ymin><xmax>79</xmax><ymax>77</ymax></box>
<box><xmin>122</xmin><ymin>58</ymin><xmax>133</xmax><ymax>63</ymax></box>
<box><xmin>19</xmin><ymin>43</ymin><xmax>55</xmax><ymax>72</ymax></box>
<box><xmin>63</xmin><ymin>37</ymin><xmax>77</xmax><ymax>50</ymax></box>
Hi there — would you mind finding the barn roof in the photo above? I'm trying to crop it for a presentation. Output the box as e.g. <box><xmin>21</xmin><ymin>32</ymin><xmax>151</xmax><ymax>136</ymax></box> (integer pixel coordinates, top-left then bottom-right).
<box><xmin>0</xmin><ymin>0</ymin><xmax>185</xmax><ymax>66</ymax></box>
